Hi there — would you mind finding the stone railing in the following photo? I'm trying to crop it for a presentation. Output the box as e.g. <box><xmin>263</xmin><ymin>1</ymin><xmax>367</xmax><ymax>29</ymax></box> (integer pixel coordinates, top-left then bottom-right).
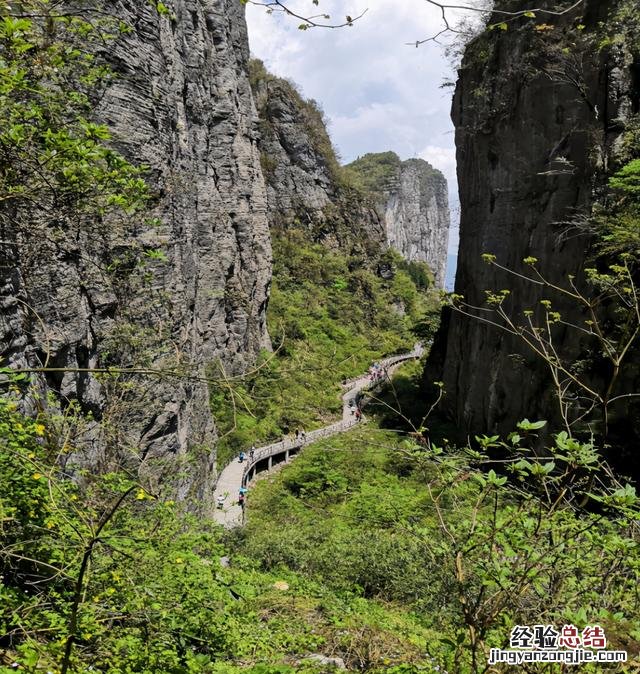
<box><xmin>238</xmin><ymin>344</ymin><xmax>423</xmax><ymax>487</ymax></box>
<box><xmin>340</xmin><ymin>344</ymin><xmax>424</xmax><ymax>390</ymax></box>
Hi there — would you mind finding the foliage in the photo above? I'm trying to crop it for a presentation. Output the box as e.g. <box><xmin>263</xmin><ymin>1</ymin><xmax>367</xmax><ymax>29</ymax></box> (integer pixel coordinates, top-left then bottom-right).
<box><xmin>241</xmin><ymin>426</ymin><xmax>640</xmax><ymax>674</ymax></box>
<box><xmin>452</xmin><ymin>152</ymin><xmax>640</xmax><ymax>446</ymax></box>
<box><xmin>0</xmin><ymin>393</ymin><xmax>445</xmax><ymax>674</ymax></box>
<box><xmin>0</xmin><ymin>3</ymin><xmax>148</xmax><ymax>251</ymax></box>
<box><xmin>211</xmin><ymin>230</ymin><xmax>440</xmax><ymax>467</ymax></box>
<box><xmin>452</xmin><ymin>251</ymin><xmax>640</xmax><ymax>446</ymax></box>
<box><xmin>342</xmin><ymin>152</ymin><xmax>402</xmax><ymax>195</ymax></box>
<box><xmin>4</xmin><ymin>5</ymin><xmax>639</xmax><ymax>674</ymax></box>
<box><xmin>3</xmin><ymin>366</ymin><xmax>638</xmax><ymax>673</ymax></box>
<box><xmin>609</xmin><ymin>159</ymin><xmax>640</xmax><ymax>197</ymax></box>
<box><xmin>593</xmin><ymin>158</ymin><xmax>640</xmax><ymax>257</ymax></box>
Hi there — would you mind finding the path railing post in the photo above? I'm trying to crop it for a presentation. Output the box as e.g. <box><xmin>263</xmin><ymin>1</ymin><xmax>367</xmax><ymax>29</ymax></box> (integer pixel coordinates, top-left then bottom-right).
<box><xmin>215</xmin><ymin>345</ymin><xmax>423</xmax><ymax>527</ymax></box>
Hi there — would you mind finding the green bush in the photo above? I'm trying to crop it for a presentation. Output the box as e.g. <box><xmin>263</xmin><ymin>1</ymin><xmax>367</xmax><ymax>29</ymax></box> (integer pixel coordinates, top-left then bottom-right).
<box><xmin>210</xmin><ymin>229</ymin><xmax>440</xmax><ymax>466</ymax></box>
<box><xmin>242</xmin><ymin>427</ymin><xmax>640</xmax><ymax>673</ymax></box>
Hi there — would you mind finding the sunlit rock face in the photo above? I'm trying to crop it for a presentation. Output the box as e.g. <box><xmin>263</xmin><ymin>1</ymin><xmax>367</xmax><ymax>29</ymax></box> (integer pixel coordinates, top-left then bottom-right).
<box><xmin>345</xmin><ymin>152</ymin><xmax>450</xmax><ymax>287</ymax></box>
<box><xmin>249</xmin><ymin>62</ymin><xmax>386</xmax><ymax>255</ymax></box>
<box><xmin>383</xmin><ymin>158</ymin><xmax>450</xmax><ymax>288</ymax></box>
<box><xmin>0</xmin><ymin>0</ymin><xmax>272</xmax><ymax>511</ymax></box>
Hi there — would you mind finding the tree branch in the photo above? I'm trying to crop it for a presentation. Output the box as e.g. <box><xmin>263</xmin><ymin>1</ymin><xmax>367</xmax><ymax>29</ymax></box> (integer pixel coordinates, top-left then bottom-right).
<box><xmin>409</xmin><ymin>0</ymin><xmax>585</xmax><ymax>47</ymax></box>
<box><xmin>244</xmin><ymin>0</ymin><xmax>368</xmax><ymax>28</ymax></box>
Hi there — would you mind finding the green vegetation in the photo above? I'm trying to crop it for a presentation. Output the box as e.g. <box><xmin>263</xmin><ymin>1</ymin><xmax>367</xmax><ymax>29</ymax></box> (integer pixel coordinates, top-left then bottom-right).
<box><xmin>2</xmin><ymin>3</ymin><xmax>639</xmax><ymax>674</ymax></box>
<box><xmin>3</xmin><ymin>381</ymin><xmax>639</xmax><ymax>673</ymax></box>
<box><xmin>0</xmin><ymin>4</ymin><xmax>148</xmax><ymax>250</ymax></box>
<box><xmin>595</xmin><ymin>158</ymin><xmax>640</xmax><ymax>257</ymax></box>
<box><xmin>240</xmin><ymin>425</ymin><xmax>640</xmax><ymax>673</ymax></box>
<box><xmin>341</xmin><ymin>152</ymin><xmax>402</xmax><ymax>195</ymax></box>
<box><xmin>1</xmin><ymin>390</ymin><xmax>440</xmax><ymax>674</ymax></box>
<box><xmin>211</xmin><ymin>231</ymin><xmax>440</xmax><ymax>467</ymax></box>
<box><xmin>451</xmin><ymin>146</ymin><xmax>640</xmax><ymax>451</ymax></box>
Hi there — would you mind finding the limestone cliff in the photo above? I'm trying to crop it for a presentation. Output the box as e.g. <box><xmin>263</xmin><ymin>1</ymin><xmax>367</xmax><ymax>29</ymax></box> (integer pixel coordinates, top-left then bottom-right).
<box><xmin>248</xmin><ymin>60</ymin><xmax>386</xmax><ymax>257</ymax></box>
<box><xmin>0</xmin><ymin>0</ymin><xmax>271</xmax><ymax>510</ymax></box>
<box><xmin>426</xmin><ymin>0</ymin><xmax>640</xmax><ymax>444</ymax></box>
<box><xmin>346</xmin><ymin>152</ymin><xmax>450</xmax><ymax>287</ymax></box>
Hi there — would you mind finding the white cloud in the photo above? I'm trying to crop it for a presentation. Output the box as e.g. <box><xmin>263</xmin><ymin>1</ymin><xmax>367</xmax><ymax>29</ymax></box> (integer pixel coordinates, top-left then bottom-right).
<box><xmin>420</xmin><ymin>143</ymin><xmax>456</xmax><ymax>177</ymax></box>
<box><xmin>246</xmin><ymin>0</ymin><xmax>463</xmax><ymax>254</ymax></box>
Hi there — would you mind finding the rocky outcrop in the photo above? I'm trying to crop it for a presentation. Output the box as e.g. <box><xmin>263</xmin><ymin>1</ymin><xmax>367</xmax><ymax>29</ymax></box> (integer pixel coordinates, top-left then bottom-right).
<box><xmin>384</xmin><ymin>158</ymin><xmax>449</xmax><ymax>288</ymax></box>
<box><xmin>426</xmin><ymin>0</ymin><xmax>639</xmax><ymax>443</ymax></box>
<box><xmin>0</xmin><ymin>0</ymin><xmax>271</xmax><ymax>511</ymax></box>
<box><xmin>249</xmin><ymin>60</ymin><xmax>386</xmax><ymax>256</ymax></box>
<box><xmin>346</xmin><ymin>152</ymin><xmax>450</xmax><ymax>287</ymax></box>
<box><xmin>249</xmin><ymin>63</ymin><xmax>451</xmax><ymax>276</ymax></box>
<box><xmin>249</xmin><ymin>60</ymin><xmax>335</xmax><ymax>222</ymax></box>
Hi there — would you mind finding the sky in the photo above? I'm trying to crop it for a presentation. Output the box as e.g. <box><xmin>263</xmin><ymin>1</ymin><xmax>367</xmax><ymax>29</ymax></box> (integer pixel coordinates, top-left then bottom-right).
<box><xmin>245</xmin><ymin>0</ymin><xmax>468</xmax><ymax>255</ymax></box>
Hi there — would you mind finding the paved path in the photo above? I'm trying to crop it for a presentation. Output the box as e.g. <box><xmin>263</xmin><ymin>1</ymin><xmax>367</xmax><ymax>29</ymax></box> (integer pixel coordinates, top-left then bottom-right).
<box><xmin>213</xmin><ymin>344</ymin><xmax>423</xmax><ymax>527</ymax></box>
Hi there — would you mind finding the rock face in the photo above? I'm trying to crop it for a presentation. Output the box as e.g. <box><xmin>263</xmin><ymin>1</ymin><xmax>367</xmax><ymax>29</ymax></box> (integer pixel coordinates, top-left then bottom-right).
<box><xmin>0</xmin><ymin>0</ymin><xmax>271</xmax><ymax>511</ymax></box>
<box><xmin>346</xmin><ymin>152</ymin><xmax>450</xmax><ymax>287</ymax></box>
<box><xmin>249</xmin><ymin>64</ymin><xmax>450</xmax><ymax>276</ymax></box>
<box><xmin>426</xmin><ymin>0</ymin><xmax>639</xmax><ymax>441</ymax></box>
<box><xmin>249</xmin><ymin>60</ymin><xmax>386</xmax><ymax>255</ymax></box>
<box><xmin>384</xmin><ymin>158</ymin><xmax>450</xmax><ymax>287</ymax></box>
<box><xmin>249</xmin><ymin>60</ymin><xmax>335</xmax><ymax>224</ymax></box>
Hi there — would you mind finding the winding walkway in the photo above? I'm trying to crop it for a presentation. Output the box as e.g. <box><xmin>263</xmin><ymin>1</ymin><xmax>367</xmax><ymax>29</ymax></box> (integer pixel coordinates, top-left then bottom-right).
<box><xmin>213</xmin><ymin>344</ymin><xmax>423</xmax><ymax>528</ymax></box>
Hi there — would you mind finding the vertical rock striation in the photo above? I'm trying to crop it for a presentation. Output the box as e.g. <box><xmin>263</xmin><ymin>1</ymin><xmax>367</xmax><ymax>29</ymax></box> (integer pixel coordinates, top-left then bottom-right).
<box><xmin>0</xmin><ymin>0</ymin><xmax>272</xmax><ymax>511</ymax></box>
<box><xmin>426</xmin><ymin>0</ymin><xmax>639</xmax><ymax>440</ymax></box>
<box><xmin>384</xmin><ymin>159</ymin><xmax>450</xmax><ymax>288</ymax></box>
<box><xmin>249</xmin><ymin>63</ymin><xmax>450</xmax><ymax>279</ymax></box>
<box><xmin>249</xmin><ymin>60</ymin><xmax>386</xmax><ymax>255</ymax></box>
<box><xmin>249</xmin><ymin>60</ymin><xmax>335</xmax><ymax>224</ymax></box>
<box><xmin>345</xmin><ymin>152</ymin><xmax>450</xmax><ymax>287</ymax></box>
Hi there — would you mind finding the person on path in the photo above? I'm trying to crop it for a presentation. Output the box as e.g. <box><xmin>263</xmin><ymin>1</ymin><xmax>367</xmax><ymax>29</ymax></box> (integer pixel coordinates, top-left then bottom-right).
<box><xmin>216</xmin><ymin>495</ymin><xmax>225</xmax><ymax>510</ymax></box>
<box><xmin>300</xmin><ymin>429</ymin><xmax>306</xmax><ymax>444</ymax></box>
<box><xmin>355</xmin><ymin>408</ymin><xmax>362</xmax><ymax>422</ymax></box>
<box><xmin>238</xmin><ymin>493</ymin><xmax>245</xmax><ymax>507</ymax></box>
<box><xmin>238</xmin><ymin>451</ymin><xmax>245</xmax><ymax>463</ymax></box>
<box><xmin>249</xmin><ymin>446</ymin><xmax>256</xmax><ymax>460</ymax></box>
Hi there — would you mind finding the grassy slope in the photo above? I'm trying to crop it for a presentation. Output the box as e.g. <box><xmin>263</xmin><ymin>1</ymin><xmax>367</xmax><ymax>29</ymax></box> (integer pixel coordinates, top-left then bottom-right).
<box><xmin>211</xmin><ymin>229</ymin><xmax>439</xmax><ymax>467</ymax></box>
<box><xmin>236</xmin><ymin>420</ymin><xmax>640</xmax><ymax>673</ymax></box>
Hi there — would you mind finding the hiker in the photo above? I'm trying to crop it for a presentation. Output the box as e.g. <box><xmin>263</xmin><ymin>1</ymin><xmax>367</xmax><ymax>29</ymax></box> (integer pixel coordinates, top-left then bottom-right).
<box><xmin>216</xmin><ymin>495</ymin><xmax>225</xmax><ymax>510</ymax></box>
<box><xmin>300</xmin><ymin>429</ymin><xmax>306</xmax><ymax>444</ymax></box>
<box><xmin>295</xmin><ymin>428</ymin><xmax>300</xmax><ymax>441</ymax></box>
<box><xmin>355</xmin><ymin>408</ymin><xmax>362</xmax><ymax>422</ymax></box>
<box><xmin>238</xmin><ymin>493</ymin><xmax>245</xmax><ymax>507</ymax></box>
<box><xmin>249</xmin><ymin>445</ymin><xmax>256</xmax><ymax>460</ymax></box>
<box><xmin>238</xmin><ymin>451</ymin><xmax>245</xmax><ymax>463</ymax></box>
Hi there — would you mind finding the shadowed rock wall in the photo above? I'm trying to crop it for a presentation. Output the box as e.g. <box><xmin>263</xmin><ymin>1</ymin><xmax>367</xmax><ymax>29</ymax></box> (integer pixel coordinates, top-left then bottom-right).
<box><xmin>426</xmin><ymin>0</ymin><xmax>639</xmax><ymax>442</ymax></box>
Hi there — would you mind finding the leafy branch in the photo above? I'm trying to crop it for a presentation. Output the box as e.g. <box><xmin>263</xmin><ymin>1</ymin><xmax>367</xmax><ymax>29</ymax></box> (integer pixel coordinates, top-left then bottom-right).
<box><xmin>408</xmin><ymin>0</ymin><xmax>586</xmax><ymax>46</ymax></box>
<box><xmin>243</xmin><ymin>0</ymin><xmax>586</xmax><ymax>44</ymax></box>
<box><xmin>449</xmin><ymin>253</ymin><xmax>639</xmax><ymax>438</ymax></box>
<box><xmin>242</xmin><ymin>0</ymin><xmax>368</xmax><ymax>29</ymax></box>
